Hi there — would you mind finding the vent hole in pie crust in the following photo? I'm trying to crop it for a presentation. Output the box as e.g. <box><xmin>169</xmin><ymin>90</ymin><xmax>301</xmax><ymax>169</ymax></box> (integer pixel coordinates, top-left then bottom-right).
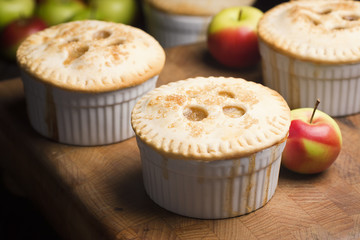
<box><xmin>311</xmin><ymin>19</ymin><xmax>320</xmax><ymax>26</ymax></box>
<box><xmin>218</xmin><ymin>91</ymin><xmax>235</xmax><ymax>98</ymax></box>
<box><xmin>93</xmin><ymin>30</ymin><xmax>112</xmax><ymax>40</ymax></box>
<box><xmin>305</xmin><ymin>15</ymin><xmax>320</xmax><ymax>26</ymax></box>
<box><xmin>332</xmin><ymin>26</ymin><xmax>348</xmax><ymax>31</ymax></box>
<box><xmin>318</xmin><ymin>9</ymin><xmax>332</xmax><ymax>15</ymax></box>
<box><xmin>63</xmin><ymin>45</ymin><xmax>89</xmax><ymax>65</ymax></box>
<box><xmin>342</xmin><ymin>15</ymin><xmax>360</xmax><ymax>21</ymax></box>
<box><xmin>67</xmin><ymin>38</ymin><xmax>79</xmax><ymax>43</ymax></box>
<box><xmin>223</xmin><ymin>106</ymin><xmax>246</xmax><ymax>118</ymax></box>
<box><xmin>107</xmin><ymin>39</ymin><xmax>125</xmax><ymax>46</ymax></box>
<box><xmin>183</xmin><ymin>106</ymin><xmax>208</xmax><ymax>121</ymax></box>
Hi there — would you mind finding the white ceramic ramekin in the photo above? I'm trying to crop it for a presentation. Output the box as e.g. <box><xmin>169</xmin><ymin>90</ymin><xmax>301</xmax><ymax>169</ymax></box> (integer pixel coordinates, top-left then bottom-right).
<box><xmin>137</xmin><ymin>136</ymin><xmax>286</xmax><ymax>219</ymax></box>
<box><xmin>143</xmin><ymin>2</ymin><xmax>212</xmax><ymax>48</ymax></box>
<box><xmin>21</xmin><ymin>71</ymin><xmax>158</xmax><ymax>146</ymax></box>
<box><xmin>259</xmin><ymin>41</ymin><xmax>360</xmax><ymax>117</ymax></box>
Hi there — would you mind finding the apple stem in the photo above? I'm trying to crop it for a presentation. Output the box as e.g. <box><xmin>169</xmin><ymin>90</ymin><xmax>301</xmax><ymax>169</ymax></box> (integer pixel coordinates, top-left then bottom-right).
<box><xmin>238</xmin><ymin>9</ymin><xmax>243</xmax><ymax>21</ymax></box>
<box><xmin>309</xmin><ymin>99</ymin><xmax>321</xmax><ymax>124</ymax></box>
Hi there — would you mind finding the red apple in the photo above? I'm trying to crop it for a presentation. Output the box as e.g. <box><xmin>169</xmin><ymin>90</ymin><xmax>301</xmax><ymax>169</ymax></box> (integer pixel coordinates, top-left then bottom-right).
<box><xmin>207</xmin><ymin>6</ymin><xmax>263</xmax><ymax>69</ymax></box>
<box><xmin>282</xmin><ymin>103</ymin><xmax>342</xmax><ymax>174</ymax></box>
<box><xmin>0</xmin><ymin>17</ymin><xmax>47</xmax><ymax>61</ymax></box>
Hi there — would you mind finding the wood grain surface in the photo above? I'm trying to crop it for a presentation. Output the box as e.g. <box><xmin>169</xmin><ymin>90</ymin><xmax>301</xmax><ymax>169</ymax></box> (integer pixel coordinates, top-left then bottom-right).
<box><xmin>0</xmin><ymin>42</ymin><xmax>360</xmax><ymax>240</ymax></box>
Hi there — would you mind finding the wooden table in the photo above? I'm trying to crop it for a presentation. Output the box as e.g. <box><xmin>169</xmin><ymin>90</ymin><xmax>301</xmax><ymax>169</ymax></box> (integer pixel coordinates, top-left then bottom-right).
<box><xmin>1</xmin><ymin>42</ymin><xmax>360</xmax><ymax>240</ymax></box>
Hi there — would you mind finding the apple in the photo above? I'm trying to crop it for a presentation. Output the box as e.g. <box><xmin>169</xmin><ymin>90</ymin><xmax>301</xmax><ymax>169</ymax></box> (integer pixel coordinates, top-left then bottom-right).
<box><xmin>36</xmin><ymin>0</ymin><xmax>86</xmax><ymax>26</ymax></box>
<box><xmin>0</xmin><ymin>17</ymin><xmax>47</xmax><ymax>60</ymax></box>
<box><xmin>281</xmin><ymin>101</ymin><xmax>342</xmax><ymax>174</ymax></box>
<box><xmin>207</xmin><ymin>6</ymin><xmax>263</xmax><ymax>69</ymax></box>
<box><xmin>88</xmin><ymin>0</ymin><xmax>138</xmax><ymax>25</ymax></box>
<box><xmin>70</xmin><ymin>6</ymin><xmax>92</xmax><ymax>21</ymax></box>
<box><xmin>0</xmin><ymin>0</ymin><xmax>35</xmax><ymax>29</ymax></box>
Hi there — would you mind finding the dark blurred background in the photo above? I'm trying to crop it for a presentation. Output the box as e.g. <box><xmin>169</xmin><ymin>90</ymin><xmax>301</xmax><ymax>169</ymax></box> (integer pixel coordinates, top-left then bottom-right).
<box><xmin>0</xmin><ymin>0</ymin><xmax>285</xmax><ymax>239</ymax></box>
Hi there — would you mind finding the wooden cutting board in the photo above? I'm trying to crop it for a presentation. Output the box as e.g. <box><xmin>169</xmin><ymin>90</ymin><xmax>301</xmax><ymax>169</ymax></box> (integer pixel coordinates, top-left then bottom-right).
<box><xmin>1</xmin><ymin>42</ymin><xmax>360</xmax><ymax>240</ymax></box>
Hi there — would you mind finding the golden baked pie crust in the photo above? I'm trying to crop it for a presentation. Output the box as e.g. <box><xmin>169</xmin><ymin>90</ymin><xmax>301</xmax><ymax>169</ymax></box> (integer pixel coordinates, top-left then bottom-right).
<box><xmin>17</xmin><ymin>20</ymin><xmax>165</xmax><ymax>93</ymax></box>
<box><xmin>131</xmin><ymin>77</ymin><xmax>291</xmax><ymax>161</ymax></box>
<box><xmin>258</xmin><ymin>0</ymin><xmax>360</xmax><ymax>64</ymax></box>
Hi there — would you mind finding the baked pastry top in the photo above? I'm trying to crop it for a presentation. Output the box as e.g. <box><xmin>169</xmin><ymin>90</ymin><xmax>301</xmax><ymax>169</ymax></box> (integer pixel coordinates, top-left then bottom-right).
<box><xmin>145</xmin><ymin>0</ymin><xmax>256</xmax><ymax>16</ymax></box>
<box><xmin>258</xmin><ymin>0</ymin><xmax>360</xmax><ymax>64</ymax></box>
<box><xmin>17</xmin><ymin>20</ymin><xmax>165</xmax><ymax>93</ymax></box>
<box><xmin>131</xmin><ymin>77</ymin><xmax>291</xmax><ymax>161</ymax></box>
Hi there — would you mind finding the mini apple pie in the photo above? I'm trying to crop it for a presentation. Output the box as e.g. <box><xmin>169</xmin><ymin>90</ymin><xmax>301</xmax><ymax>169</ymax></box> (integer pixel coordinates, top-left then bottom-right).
<box><xmin>17</xmin><ymin>20</ymin><xmax>165</xmax><ymax>145</ymax></box>
<box><xmin>131</xmin><ymin>76</ymin><xmax>290</xmax><ymax>219</ymax></box>
<box><xmin>258</xmin><ymin>0</ymin><xmax>360</xmax><ymax>116</ymax></box>
<box><xmin>143</xmin><ymin>0</ymin><xmax>256</xmax><ymax>48</ymax></box>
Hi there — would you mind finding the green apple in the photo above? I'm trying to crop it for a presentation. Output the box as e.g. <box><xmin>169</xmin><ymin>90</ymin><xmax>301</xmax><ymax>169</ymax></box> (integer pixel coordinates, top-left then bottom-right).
<box><xmin>0</xmin><ymin>0</ymin><xmax>35</xmax><ymax>29</ymax></box>
<box><xmin>36</xmin><ymin>0</ymin><xmax>86</xmax><ymax>26</ymax></box>
<box><xmin>207</xmin><ymin>6</ymin><xmax>263</xmax><ymax>68</ymax></box>
<box><xmin>70</xmin><ymin>6</ymin><xmax>92</xmax><ymax>21</ymax></box>
<box><xmin>89</xmin><ymin>0</ymin><xmax>138</xmax><ymax>25</ymax></box>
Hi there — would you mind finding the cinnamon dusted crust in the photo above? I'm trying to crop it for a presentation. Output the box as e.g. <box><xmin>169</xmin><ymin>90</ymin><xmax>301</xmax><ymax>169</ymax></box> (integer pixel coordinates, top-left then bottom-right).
<box><xmin>17</xmin><ymin>20</ymin><xmax>165</xmax><ymax>93</ymax></box>
<box><xmin>131</xmin><ymin>77</ymin><xmax>291</xmax><ymax>161</ymax></box>
<box><xmin>145</xmin><ymin>0</ymin><xmax>256</xmax><ymax>16</ymax></box>
<box><xmin>258</xmin><ymin>0</ymin><xmax>360</xmax><ymax>64</ymax></box>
